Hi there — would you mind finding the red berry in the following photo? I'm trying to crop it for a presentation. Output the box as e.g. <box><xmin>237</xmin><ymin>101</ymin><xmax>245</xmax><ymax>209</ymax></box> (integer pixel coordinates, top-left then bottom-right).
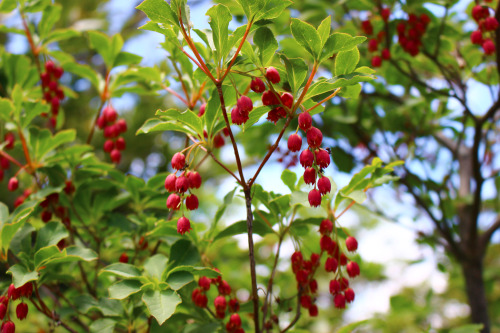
<box><xmin>319</xmin><ymin>219</ymin><xmax>333</xmax><ymax>234</ymax></box>
<box><xmin>237</xmin><ymin>95</ymin><xmax>253</xmax><ymax>113</ymax></box>
<box><xmin>16</xmin><ymin>302</ymin><xmax>28</xmax><ymax>320</ymax></box>
<box><xmin>361</xmin><ymin>20</ymin><xmax>373</xmax><ymax>35</ymax></box>
<box><xmin>231</xmin><ymin>107</ymin><xmax>249</xmax><ymax>125</ymax></box>
<box><xmin>41</xmin><ymin>210</ymin><xmax>52</xmax><ymax>222</ymax></box>
<box><xmin>0</xmin><ymin>304</ymin><xmax>6</xmax><ymax>320</ymax></box>
<box><xmin>308</xmin><ymin>304</ymin><xmax>318</xmax><ymax>317</ymax></box>
<box><xmin>345</xmin><ymin>288</ymin><xmax>355</xmax><ymax>303</ymax></box>
<box><xmin>485</xmin><ymin>17</ymin><xmax>499</xmax><ymax>31</ymax></box>
<box><xmin>287</xmin><ymin>134</ymin><xmax>302</xmax><ymax>152</ymax></box>
<box><xmin>1</xmin><ymin>321</ymin><xmax>15</xmax><ymax>333</ymax></box>
<box><xmin>320</xmin><ymin>235</ymin><xmax>333</xmax><ymax>252</ymax></box>
<box><xmin>340</xmin><ymin>253</ymin><xmax>348</xmax><ymax>266</ymax></box>
<box><xmin>116</xmin><ymin>137</ymin><xmax>126</xmax><ymax>150</ymax></box>
<box><xmin>280</xmin><ymin>92</ymin><xmax>293</xmax><ymax>108</ymax></box>
<box><xmin>420</xmin><ymin>13</ymin><xmax>431</xmax><ymax>26</ymax></box>
<box><xmin>116</xmin><ymin>119</ymin><xmax>127</xmax><ymax>133</ymax></box>
<box><xmin>334</xmin><ymin>293</ymin><xmax>346</xmax><ymax>309</ymax></box>
<box><xmin>198</xmin><ymin>276</ymin><xmax>211</xmax><ymax>291</ymax></box>
<box><xmin>166</xmin><ymin>193</ymin><xmax>181</xmax><ymax>210</ymax></box>
<box><xmin>229</xmin><ymin>298</ymin><xmax>240</xmax><ymax>312</ymax></box>
<box><xmin>0</xmin><ymin>156</ymin><xmax>9</xmax><ymax>169</ymax></box>
<box><xmin>299</xmin><ymin>149</ymin><xmax>314</xmax><ymax>168</ymax></box>
<box><xmin>48</xmin><ymin>81</ymin><xmax>58</xmax><ymax>91</ymax></box>
<box><xmin>177</xmin><ymin>216</ymin><xmax>192</xmax><ymax>234</ymax></box>
<box><xmin>381</xmin><ymin>48</ymin><xmax>391</xmax><ymax>60</ymax></box>
<box><xmin>229</xmin><ymin>313</ymin><xmax>242</xmax><ymax>327</ymax></box>
<box><xmin>104</xmin><ymin>125</ymin><xmax>118</xmax><ymax>138</ymax></box>
<box><xmin>175</xmin><ymin>176</ymin><xmax>189</xmax><ymax>193</ymax></box>
<box><xmin>310</xmin><ymin>253</ymin><xmax>320</xmax><ymax>266</ymax></box>
<box><xmin>381</xmin><ymin>8</ymin><xmax>390</xmax><ymax>22</ymax></box>
<box><xmin>97</xmin><ymin>116</ymin><xmax>106</xmax><ymax>129</ymax></box>
<box><xmin>300</xmin><ymin>295</ymin><xmax>312</xmax><ymax>308</ymax></box>
<box><xmin>103</xmin><ymin>139</ymin><xmax>114</xmax><ymax>152</ymax></box>
<box><xmin>119</xmin><ymin>252</ymin><xmax>128</xmax><ymax>263</ymax></box>
<box><xmin>483</xmin><ymin>39</ymin><xmax>496</xmax><ymax>55</ymax></box>
<box><xmin>296</xmin><ymin>269</ymin><xmax>309</xmax><ymax>284</ymax></box>
<box><xmin>266</xmin><ymin>67</ymin><xmax>280</xmax><ymax>84</ymax></box>
<box><xmin>214</xmin><ymin>295</ymin><xmax>227</xmax><ymax>312</ymax></box>
<box><xmin>164</xmin><ymin>174</ymin><xmax>177</xmax><ymax>192</ymax></box>
<box><xmin>110</xmin><ymin>149</ymin><xmax>121</xmax><ymax>164</ymax></box>
<box><xmin>317</xmin><ymin>176</ymin><xmax>331</xmax><ymax>194</ymax></box>
<box><xmin>308</xmin><ymin>189</ymin><xmax>322</xmax><ymax>207</ymax></box>
<box><xmin>309</xmin><ymin>279</ymin><xmax>318</xmax><ymax>293</ymax></box>
<box><xmin>371</xmin><ymin>56</ymin><xmax>382</xmax><ymax>67</ymax></box>
<box><xmin>346</xmin><ymin>261</ymin><xmax>360</xmax><ymax>278</ymax></box>
<box><xmin>198</xmin><ymin>103</ymin><xmax>206</xmax><ymax>117</ymax></box>
<box><xmin>298</xmin><ymin>112</ymin><xmax>312</xmax><ymax>132</ymax></box>
<box><xmin>103</xmin><ymin>106</ymin><xmax>118</xmax><ymax>123</ymax></box>
<box><xmin>187</xmin><ymin>171</ymin><xmax>202</xmax><ymax>189</ymax></box>
<box><xmin>315</xmin><ymin>149</ymin><xmax>330</xmax><ymax>168</ymax></box>
<box><xmin>213</xmin><ymin>133</ymin><xmax>225</xmax><ymax>148</ymax></box>
<box><xmin>303</xmin><ymin>167</ymin><xmax>316</xmax><ymax>185</ymax></box>
<box><xmin>291</xmin><ymin>251</ymin><xmax>303</xmax><ymax>263</ymax></box>
<box><xmin>262</xmin><ymin>90</ymin><xmax>280</xmax><ymax>106</ymax></box>
<box><xmin>329</xmin><ymin>279</ymin><xmax>340</xmax><ymax>294</ymax></box>
<box><xmin>4</xmin><ymin>132</ymin><xmax>15</xmax><ymax>150</ymax></box>
<box><xmin>325</xmin><ymin>257</ymin><xmax>338</xmax><ymax>272</ymax></box>
<box><xmin>218</xmin><ymin>280</ymin><xmax>232</xmax><ymax>295</ymax></box>
<box><xmin>368</xmin><ymin>39</ymin><xmax>378</xmax><ymax>52</ymax></box>
<box><xmin>472</xmin><ymin>5</ymin><xmax>486</xmax><ymax>21</ymax></box>
<box><xmin>192</xmin><ymin>289</ymin><xmax>208</xmax><ymax>308</ymax></box>
<box><xmin>53</xmin><ymin>66</ymin><xmax>64</xmax><ymax>79</ymax></box>
<box><xmin>171</xmin><ymin>152</ymin><xmax>186</xmax><ymax>170</ymax></box>
<box><xmin>45</xmin><ymin>60</ymin><xmax>55</xmax><ymax>72</ymax></box>
<box><xmin>346</xmin><ymin>236</ymin><xmax>358</xmax><ymax>252</ymax></box>
<box><xmin>8</xmin><ymin>177</ymin><xmax>18</xmax><ymax>192</ymax></box>
<box><xmin>306</xmin><ymin>127</ymin><xmax>323</xmax><ymax>148</ymax></box>
<box><xmin>471</xmin><ymin>30</ymin><xmax>483</xmax><ymax>45</ymax></box>
<box><xmin>185</xmin><ymin>194</ymin><xmax>199</xmax><ymax>210</ymax></box>
<box><xmin>250</xmin><ymin>77</ymin><xmax>266</xmax><ymax>93</ymax></box>
<box><xmin>41</xmin><ymin>72</ymin><xmax>50</xmax><ymax>86</ymax></box>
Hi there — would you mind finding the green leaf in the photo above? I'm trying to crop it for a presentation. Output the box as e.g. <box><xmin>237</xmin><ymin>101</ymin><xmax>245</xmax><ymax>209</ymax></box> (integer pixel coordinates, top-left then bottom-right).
<box><xmin>62</xmin><ymin>62</ymin><xmax>102</xmax><ymax>89</ymax></box>
<box><xmin>320</xmin><ymin>33</ymin><xmax>366</xmax><ymax>63</ymax></box>
<box><xmin>317</xmin><ymin>16</ymin><xmax>331</xmax><ymax>47</ymax></box>
<box><xmin>89</xmin><ymin>319</ymin><xmax>116</xmax><ymax>333</ymax></box>
<box><xmin>254</xmin><ymin>27</ymin><xmax>278</xmax><ymax>66</ymax></box>
<box><xmin>335</xmin><ymin>48</ymin><xmax>360</xmax><ymax>76</ymax></box>
<box><xmin>34</xmin><ymin>221</ymin><xmax>69</xmax><ymax>252</ymax></box>
<box><xmin>168</xmin><ymin>239</ymin><xmax>200</xmax><ymax>268</ymax></box>
<box><xmin>32</xmin><ymin>129</ymin><xmax>76</xmax><ymax>161</ymax></box>
<box><xmin>167</xmin><ymin>266</ymin><xmax>220</xmax><ymax>278</ymax></box>
<box><xmin>281</xmin><ymin>169</ymin><xmax>297</xmax><ymax>192</ymax></box>
<box><xmin>101</xmin><ymin>263</ymin><xmax>142</xmax><ymax>278</ymax></box>
<box><xmin>142</xmin><ymin>289</ymin><xmax>181</xmax><ymax>326</ymax></box>
<box><xmin>88</xmin><ymin>31</ymin><xmax>123</xmax><ymax>69</ymax></box>
<box><xmin>109</xmin><ymin>280</ymin><xmax>143</xmax><ymax>299</ymax></box>
<box><xmin>166</xmin><ymin>271</ymin><xmax>193</xmax><ymax>290</ymax></box>
<box><xmin>449</xmin><ymin>324</ymin><xmax>484</xmax><ymax>333</ymax></box>
<box><xmin>0</xmin><ymin>98</ymin><xmax>14</xmax><ymax>122</ymax></box>
<box><xmin>156</xmin><ymin>108</ymin><xmax>203</xmax><ymax>137</ymax></box>
<box><xmin>290</xmin><ymin>18</ymin><xmax>321</xmax><ymax>59</ymax></box>
<box><xmin>136</xmin><ymin>118</ymin><xmax>190</xmax><ymax>135</ymax></box>
<box><xmin>252</xmin><ymin>0</ymin><xmax>292</xmax><ymax>22</ymax></box>
<box><xmin>337</xmin><ymin>319</ymin><xmax>370</xmax><ymax>333</ymax></box>
<box><xmin>39</xmin><ymin>4</ymin><xmax>62</xmax><ymax>39</ymax></box>
<box><xmin>136</xmin><ymin>0</ymin><xmax>178</xmax><ymax>27</ymax></box>
<box><xmin>0</xmin><ymin>203</ymin><xmax>8</xmax><ymax>222</ymax></box>
<box><xmin>280</xmin><ymin>55</ymin><xmax>308</xmax><ymax>95</ymax></box>
<box><xmin>206</xmin><ymin>4</ymin><xmax>232</xmax><ymax>64</ymax></box>
<box><xmin>0</xmin><ymin>0</ymin><xmax>16</xmax><ymax>12</ymax></box>
<box><xmin>214</xmin><ymin>219</ymin><xmax>274</xmax><ymax>241</ymax></box>
<box><xmin>144</xmin><ymin>254</ymin><xmax>168</xmax><ymax>280</ymax></box>
<box><xmin>7</xmin><ymin>264</ymin><xmax>38</xmax><ymax>288</ymax></box>
<box><xmin>36</xmin><ymin>246</ymin><xmax>98</xmax><ymax>268</ymax></box>
<box><xmin>242</xmin><ymin>105</ymin><xmax>271</xmax><ymax>130</ymax></box>
<box><xmin>44</xmin><ymin>29</ymin><xmax>79</xmax><ymax>44</ymax></box>
<box><xmin>114</xmin><ymin>52</ymin><xmax>142</xmax><ymax>67</ymax></box>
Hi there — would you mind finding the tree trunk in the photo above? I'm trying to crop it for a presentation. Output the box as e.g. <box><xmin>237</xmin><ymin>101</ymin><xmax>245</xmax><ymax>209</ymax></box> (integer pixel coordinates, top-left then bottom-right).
<box><xmin>460</xmin><ymin>259</ymin><xmax>490</xmax><ymax>333</ymax></box>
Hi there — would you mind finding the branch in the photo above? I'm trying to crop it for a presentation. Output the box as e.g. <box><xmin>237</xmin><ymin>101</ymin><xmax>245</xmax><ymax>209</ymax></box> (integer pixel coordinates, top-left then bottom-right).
<box><xmin>479</xmin><ymin>215</ymin><xmax>500</xmax><ymax>254</ymax></box>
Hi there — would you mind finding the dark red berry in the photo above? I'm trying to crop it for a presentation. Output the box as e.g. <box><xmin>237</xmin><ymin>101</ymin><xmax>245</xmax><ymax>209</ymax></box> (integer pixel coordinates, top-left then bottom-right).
<box><xmin>325</xmin><ymin>257</ymin><xmax>338</xmax><ymax>272</ymax></box>
<box><xmin>1</xmin><ymin>321</ymin><xmax>15</xmax><ymax>333</ymax></box>
<box><xmin>214</xmin><ymin>295</ymin><xmax>227</xmax><ymax>312</ymax></box>
<box><xmin>381</xmin><ymin>8</ymin><xmax>390</xmax><ymax>21</ymax></box>
<box><xmin>0</xmin><ymin>304</ymin><xmax>6</xmax><ymax>320</ymax></box>
<box><xmin>483</xmin><ymin>39</ymin><xmax>495</xmax><ymax>55</ymax></box>
<box><xmin>171</xmin><ymin>152</ymin><xmax>186</xmax><ymax>170</ymax></box>
<box><xmin>262</xmin><ymin>90</ymin><xmax>280</xmax><ymax>106</ymax></box>
<box><xmin>16</xmin><ymin>302</ymin><xmax>28</xmax><ymax>320</ymax></box>
<box><xmin>287</xmin><ymin>134</ymin><xmax>302</xmax><ymax>152</ymax></box>
<box><xmin>280</xmin><ymin>92</ymin><xmax>293</xmax><ymax>108</ymax></box>
<box><xmin>345</xmin><ymin>288</ymin><xmax>355</xmax><ymax>303</ymax></box>
<box><xmin>237</xmin><ymin>95</ymin><xmax>253</xmax><ymax>113</ymax></box>
<box><xmin>218</xmin><ymin>280</ymin><xmax>232</xmax><ymax>295</ymax></box>
<box><xmin>298</xmin><ymin>112</ymin><xmax>312</xmax><ymax>132</ymax></box>
<box><xmin>4</xmin><ymin>132</ymin><xmax>15</xmax><ymax>150</ymax></box>
<box><xmin>368</xmin><ymin>39</ymin><xmax>378</xmax><ymax>52</ymax></box>
<box><xmin>300</xmin><ymin>295</ymin><xmax>312</xmax><ymax>309</ymax></box>
<box><xmin>231</xmin><ymin>107</ymin><xmax>249</xmax><ymax>125</ymax></box>
<box><xmin>187</xmin><ymin>171</ymin><xmax>202</xmax><ymax>189</ymax></box>
<box><xmin>8</xmin><ymin>177</ymin><xmax>18</xmax><ymax>192</ymax></box>
<box><xmin>329</xmin><ymin>279</ymin><xmax>340</xmax><ymax>294</ymax></box>
<box><xmin>317</xmin><ymin>176</ymin><xmax>331</xmax><ymax>194</ymax></box>
<box><xmin>319</xmin><ymin>219</ymin><xmax>333</xmax><ymax>234</ymax></box>
<box><xmin>198</xmin><ymin>276</ymin><xmax>211</xmax><ymax>291</ymax></box>
<box><xmin>41</xmin><ymin>210</ymin><xmax>52</xmax><ymax>223</ymax></box>
<box><xmin>299</xmin><ymin>149</ymin><xmax>314</xmax><ymax>168</ymax></box>
<box><xmin>103</xmin><ymin>106</ymin><xmax>118</xmax><ymax>123</ymax></box>
<box><xmin>229</xmin><ymin>298</ymin><xmax>240</xmax><ymax>312</ymax></box>
<box><xmin>116</xmin><ymin>119</ymin><xmax>127</xmax><ymax>133</ymax></box>
<box><xmin>166</xmin><ymin>193</ymin><xmax>181</xmax><ymax>210</ymax></box>
<box><xmin>303</xmin><ymin>167</ymin><xmax>316</xmax><ymax>185</ymax></box>
<box><xmin>309</xmin><ymin>304</ymin><xmax>318</xmax><ymax>317</ymax></box>
<box><xmin>110</xmin><ymin>149</ymin><xmax>121</xmax><ymax>164</ymax></box>
<box><xmin>381</xmin><ymin>48</ymin><xmax>391</xmax><ymax>60</ymax></box>
<box><xmin>371</xmin><ymin>56</ymin><xmax>382</xmax><ymax>67</ymax></box>
<box><xmin>346</xmin><ymin>261</ymin><xmax>360</xmax><ymax>278</ymax></box>
<box><xmin>334</xmin><ymin>293</ymin><xmax>345</xmax><ymax>309</ymax></box>
<box><xmin>175</xmin><ymin>176</ymin><xmax>189</xmax><ymax>193</ymax></box>
<box><xmin>103</xmin><ymin>139</ymin><xmax>114</xmax><ymax>153</ymax></box>
<box><xmin>309</xmin><ymin>279</ymin><xmax>318</xmax><ymax>293</ymax></box>
<box><xmin>164</xmin><ymin>174</ymin><xmax>177</xmax><ymax>192</ymax></box>
<box><xmin>346</xmin><ymin>236</ymin><xmax>358</xmax><ymax>252</ymax></box>
<box><xmin>116</xmin><ymin>137</ymin><xmax>126</xmax><ymax>150</ymax></box>
<box><xmin>361</xmin><ymin>20</ymin><xmax>373</xmax><ymax>35</ymax></box>
<box><xmin>119</xmin><ymin>252</ymin><xmax>128</xmax><ymax>263</ymax></box>
<box><xmin>306</xmin><ymin>127</ymin><xmax>323</xmax><ymax>148</ymax></box>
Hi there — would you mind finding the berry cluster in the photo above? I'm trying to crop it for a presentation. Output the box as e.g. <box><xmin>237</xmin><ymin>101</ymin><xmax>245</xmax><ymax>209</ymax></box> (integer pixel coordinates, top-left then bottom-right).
<box><xmin>397</xmin><ymin>13</ymin><xmax>431</xmax><ymax>56</ymax></box>
<box><xmin>470</xmin><ymin>4</ymin><xmax>497</xmax><ymax>55</ymax></box>
<box><xmin>361</xmin><ymin>8</ymin><xmax>392</xmax><ymax>68</ymax></box>
<box><xmin>0</xmin><ymin>282</ymin><xmax>33</xmax><ymax>333</ymax></box>
<box><xmin>291</xmin><ymin>220</ymin><xmax>360</xmax><ymax>315</ymax></box>
<box><xmin>197</xmin><ymin>104</ymin><xmax>227</xmax><ymax>148</ymax></box>
<box><xmin>165</xmin><ymin>152</ymin><xmax>202</xmax><ymax>234</ymax></box>
<box><xmin>96</xmin><ymin>105</ymin><xmax>127</xmax><ymax>164</ymax></box>
<box><xmin>40</xmin><ymin>61</ymin><xmax>65</xmax><ymax>127</ymax></box>
<box><xmin>39</xmin><ymin>191</ymin><xmax>72</xmax><ymax>229</ymax></box>
<box><xmin>191</xmin><ymin>274</ymin><xmax>244</xmax><ymax>332</ymax></box>
<box><xmin>288</xmin><ymin>112</ymin><xmax>331</xmax><ymax>207</ymax></box>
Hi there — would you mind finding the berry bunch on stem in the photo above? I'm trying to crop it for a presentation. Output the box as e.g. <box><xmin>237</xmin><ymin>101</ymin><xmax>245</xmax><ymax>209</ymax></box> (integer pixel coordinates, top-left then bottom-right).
<box><xmin>96</xmin><ymin>105</ymin><xmax>127</xmax><ymax>164</ymax></box>
<box><xmin>40</xmin><ymin>60</ymin><xmax>65</xmax><ymax>127</ymax></box>
<box><xmin>470</xmin><ymin>4</ymin><xmax>498</xmax><ymax>55</ymax></box>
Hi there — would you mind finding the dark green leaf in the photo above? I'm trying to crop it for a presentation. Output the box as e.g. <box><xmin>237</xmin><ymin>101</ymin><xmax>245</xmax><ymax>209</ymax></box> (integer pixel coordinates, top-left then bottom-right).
<box><xmin>109</xmin><ymin>280</ymin><xmax>143</xmax><ymax>300</ymax></box>
<box><xmin>101</xmin><ymin>263</ymin><xmax>142</xmax><ymax>278</ymax></box>
<box><xmin>254</xmin><ymin>27</ymin><xmax>278</xmax><ymax>66</ymax></box>
<box><xmin>142</xmin><ymin>289</ymin><xmax>181</xmax><ymax>325</ymax></box>
<box><xmin>34</xmin><ymin>221</ymin><xmax>68</xmax><ymax>251</ymax></box>
<box><xmin>7</xmin><ymin>264</ymin><xmax>38</xmax><ymax>288</ymax></box>
<box><xmin>280</xmin><ymin>55</ymin><xmax>308</xmax><ymax>95</ymax></box>
<box><xmin>206</xmin><ymin>4</ymin><xmax>232</xmax><ymax>63</ymax></box>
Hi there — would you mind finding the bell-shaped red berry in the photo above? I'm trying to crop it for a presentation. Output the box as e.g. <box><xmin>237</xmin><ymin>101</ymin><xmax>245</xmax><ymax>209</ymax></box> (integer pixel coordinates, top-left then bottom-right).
<box><xmin>280</xmin><ymin>92</ymin><xmax>293</xmax><ymax>108</ymax></box>
<box><xmin>250</xmin><ymin>77</ymin><xmax>266</xmax><ymax>93</ymax></box>
<box><xmin>214</xmin><ymin>295</ymin><xmax>227</xmax><ymax>312</ymax></box>
<box><xmin>116</xmin><ymin>137</ymin><xmax>126</xmax><ymax>150</ymax></box>
<box><xmin>266</xmin><ymin>67</ymin><xmax>280</xmax><ymax>84</ymax></box>
<box><xmin>345</xmin><ymin>288</ymin><xmax>355</xmax><ymax>303</ymax></box>
<box><xmin>171</xmin><ymin>152</ymin><xmax>186</xmax><ymax>170</ymax></box>
<box><xmin>16</xmin><ymin>302</ymin><xmax>28</xmax><ymax>320</ymax></box>
<box><xmin>317</xmin><ymin>176</ymin><xmax>331</xmax><ymax>194</ymax></box>
<box><xmin>187</xmin><ymin>171</ymin><xmax>202</xmax><ymax>189</ymax></box>
<box><xmin>103</xmin><ymin>106</ymin><xmax>118</xmax><ymax>123</ymax></box>
<box><xmin>198</xmin><ymin>276</ymin><xmax>211</xmax><ymax>291</ymax></box>
<box><xmin>299</xmin><ymin>149</ymin><xmax>314</xmax><ymax>168</ymax></box>
<box><xmin>309</xmin><ymin>304</ymin><xmax>318</xmax><ymax>317</ymax></box>
<box><xmin>177</xmin><ymin>216</ymin><xmax>192</xmax><ymax>234</ymax></box>
<box><xmin>308</xmin><ymin>189</ymin><xmax>322</xmax><ymax>207</ymax></box>
<box><xmin>262</xmin><ymin>90</ymin><xmax>280</xmax><ymax>106</ymax></box>
<box><xmin>303</xmin><ymin>167</ymin><xmax>316</xmax><ymax>185</ymax></box>
<box><xmin>1</xmin><ymin>321</ymin><xmax>15</xmax><ymax>333</ymax></box>
<box><xmin>166</xmin><ymin>193</ymin><xmax>181</xmax><ymax>210</ymax></box>
<box><xmin>119</xmin><ymin>252</ymin><xmax>128</xmax><ymax>263</ymax></box>
<box><xmin>8</xmin><ymin>177</ymin><xmax>18</xmax><ymax>192</ymax></box>
<box><xmin>237</xmin><ymin>95</ymin><xmax>253</xmax><ymax>113</ymax></box>
<box><xmin>198</xmin><ymin>103</ymin><xmax>206</xmax><ymax>117</ymax></box>
<box><xmin>175</xmin><ymin>176</ymin><xmax>189</xmax><ymax>193</ymax></box>
<box><xmin>319</xmin><ymin>219</ymin><xmax>333</xmax><ymax>234</ymax></box>
<box><xmin>185</xmin><ymin>194</ymin><xmax>199</xmax><ymax>210</ymax></box>
<box><xmin>287</xmin><ymin>134</ymin><xmax>302</xmax><ymax>152</ymax></box>
<box><xmin>110</xmin><ymin>149</ymin><xmax>121</xmax><ymax>164</ymax></box>
<box><xmin>164</xmin><ymin>174</ymin><xmax>177</xmax><ymax>192</ymax></box>
<box><xmin>103</xmin><ymin>139</ymin><xmax>114</xmax><ymax>152</ymax></box>
<box><xmin>346</xmin><ymin>236</ymin><xmax>358</xmax><ymax>252</ymax></box>
<box><xmin>346</xmin><ymin>261</ymin><xmax>360</xmax><ymax>278</ymax></box>
<box><xmin>334</xmin><ymin>293</ymin><xmax>346</xmax><ymax>309</ymax></box>
<box><xmin>325</xmin><ymin>257</ymin><xmax>338</xmax><ymax>272</ymax></box>
<box><xmin>298</xmin><ymin>112</ymin><xmax>312</xmax><ymax>132</ymax></box>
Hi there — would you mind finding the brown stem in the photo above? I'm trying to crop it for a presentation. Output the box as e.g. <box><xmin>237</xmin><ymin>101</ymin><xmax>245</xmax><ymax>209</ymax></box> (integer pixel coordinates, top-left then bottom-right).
<box><xmin>244</xmin><ymin>187</ymin><xmax>259</xmax><ymax>333</ymax></box>
<box><xmin>195</xmin><ymin>143</ymin><xmax>242</xmax><ymax>185</ymax></box>
<box><xmin>280</xmin><ymin>289</ymin><xmax>302</xmax><ymax>333</ymax></box>
<box><xmin>261</xmin><ymin>234</ymin><xmax>284</xmax><ymax>329</ymax></box>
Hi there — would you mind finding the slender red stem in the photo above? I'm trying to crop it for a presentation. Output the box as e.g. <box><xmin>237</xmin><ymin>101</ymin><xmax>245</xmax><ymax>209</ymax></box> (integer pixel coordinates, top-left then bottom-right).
<box><xmin>221</xmin><ymin>20</ymin><xmax>254</xmax><ymax>81</ymax></box>
<box><xmin>305</xmin><ymin>88</ymin><xmax>341</xmax><ymax>113</ymax></box>
<box><xmin>164</xmin><ymin>85</ymin><xmax>189</xmax><ymax>106</ymax></box>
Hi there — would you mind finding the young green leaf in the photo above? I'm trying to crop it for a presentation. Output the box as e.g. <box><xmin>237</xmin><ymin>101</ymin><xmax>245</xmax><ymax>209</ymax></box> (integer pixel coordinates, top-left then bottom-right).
<box><xmin>290</xmin><ymin>18</ymin><xmax>321</xmax><ymax>59</ymax></box>
<box><xmin>335</xmin><ymin>48</ymin><xmax>360</xmax><ymax>76</ymax></box>
<box><xmin>280</xmin><ymin>54</ymin><xmax>308</xmax><ymax>95</ymax></box>
<box><xmin>136</xmin><ymin>0</ymin><xmax>179</xmax><ymax>27</ymax></box>
<box><xmin>206</xmin><ymin>4</ymin><xmax>232</xmax><ymax>65</ymax></box>
<box><xmin>254</xmin><ymin>27</ymin><xmax>278</xmax><ymax>66</ymax></box>
<box><xmin>142</xmin><ymin>289</ymin><xmax>181</xmax><ymax>326</ymax></box>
